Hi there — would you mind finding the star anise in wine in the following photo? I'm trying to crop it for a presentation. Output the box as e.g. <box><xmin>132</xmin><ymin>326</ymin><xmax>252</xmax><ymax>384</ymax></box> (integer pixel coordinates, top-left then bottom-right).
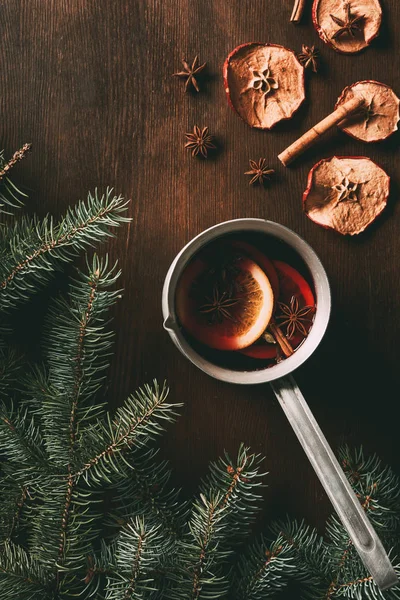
<box><xmin>363</xmin><ymin>98</ymin><xmax>385</xmax><ymax>130</ymax></box>
<box><xmin>333</xmin><ymin>177</ymin><xmax>360</xmax><ymax>206</ymax></box>
<box><xmin>199</xmin><ymin>285</ymin><xmax>238</xmax><ymax>323</ymax></box>
<box><xmin>298</xmin><ymin>45</ymin><xmax>319</xmax><ymax>73</ymax></box>
<box><xmin>245</xmin><ymin>158</ymin><xmax>275</xmax><ymax>186</ymax></box>
<box><xmin>330</xmin><ymin>3</ymin><xmax>365</xmax><ymax>40</ymax></box>
<box><xmin>277</xmin><ymin>296</ymin><xmax>315</xmax><ymax>339</ymax></box>
<box><xmin>173</xmin><ymin>56</ymin><xmax>206</xmax><ymax>92</ymax></box>
<box><xmin>185</xmin><ymin>126</ymin><xmax>216</xmax><ymax>158</ymax></box>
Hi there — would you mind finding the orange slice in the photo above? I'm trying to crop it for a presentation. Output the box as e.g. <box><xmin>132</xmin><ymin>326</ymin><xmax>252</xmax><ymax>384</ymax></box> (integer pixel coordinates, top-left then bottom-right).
<box><xmin>175</xmin><ymin>255</ymin><xmax>274</xmax><ymax>351</ymax></box>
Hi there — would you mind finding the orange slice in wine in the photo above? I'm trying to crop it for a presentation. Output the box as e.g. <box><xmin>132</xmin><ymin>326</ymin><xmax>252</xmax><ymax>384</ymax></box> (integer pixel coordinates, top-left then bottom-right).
<box><xmin>176</xmin><ymin>255</ymin><xmax>274</xmax><ymax>351</ymax></box>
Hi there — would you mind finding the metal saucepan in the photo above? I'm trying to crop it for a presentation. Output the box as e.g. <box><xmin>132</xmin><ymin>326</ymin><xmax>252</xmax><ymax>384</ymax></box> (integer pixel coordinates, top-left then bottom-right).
<box><xmin>162</xmin><ymin>218</ymin><xmax>398</xmax><ymax>590</ymax></box>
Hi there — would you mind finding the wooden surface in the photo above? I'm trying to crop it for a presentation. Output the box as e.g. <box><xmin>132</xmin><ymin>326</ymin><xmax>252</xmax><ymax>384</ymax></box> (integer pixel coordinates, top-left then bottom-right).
<box><xmin>1</xmin><ymin>0</ymin><xmax>399</xmax><ymax>530</ymax></box>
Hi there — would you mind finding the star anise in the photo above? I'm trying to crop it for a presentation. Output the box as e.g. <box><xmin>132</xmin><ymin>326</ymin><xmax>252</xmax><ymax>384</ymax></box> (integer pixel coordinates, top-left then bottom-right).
<box><xmin>173</xmin><ymin>56</ymin><xmax>206</xmax><ymax>92</ymax></box>
<box><xmin>298</xmin><ymin>45</ymin><xmax>319</xmax><ymax>73</ymax></box>
<box><xmin>185</xmin><ymin>126</ymin><xmax>216</xmax><ymax>158</ymax></box>
<box><xmin>333</xmin><ymin>176</ymin><xmax>359</xmax><ymax>206</ymax></box>
<box><xmin>199</xmin><ymin>285</ymin><xmax>238</xmax><ymax>323</ymax></box>
<box><xmin>277</xmin><ymin>296</ymin><xmax>315</xmax><ymax>339</ymax></box>
<box><xmin>363</xmin><ymin>98</ymin><xmax>385</xmax><ymax>130</ymax></box>
<box><xmin>330</xmin><ymin>3</ymin><xmax>365</xmax><ymax>40</ymax></box>
<box><xmin>245</xmin><ymin>158</ymin><xmax>275</xmax><ymax>186</ymax></box>
<box><xmin>244</xmin><ymin>67</ymin><xmax>279</xmax><ymax>108</ymax></box>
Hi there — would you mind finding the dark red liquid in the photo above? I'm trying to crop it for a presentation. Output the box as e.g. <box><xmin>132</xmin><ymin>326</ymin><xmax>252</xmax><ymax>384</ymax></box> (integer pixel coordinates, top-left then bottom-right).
<box><xmin>175</xmin><ymin>232</ymin><xmax>316</xmax><ymax>372</ymax></box>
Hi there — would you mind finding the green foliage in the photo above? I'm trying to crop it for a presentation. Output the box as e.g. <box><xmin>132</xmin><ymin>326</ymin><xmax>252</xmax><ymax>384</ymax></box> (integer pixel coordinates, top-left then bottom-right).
<box><xmin>166</xmin><ymin>445</ymin><xmax>265</xmax><ymax>600</ymax></box>
<box><xmin>0</xmin><ymin>188</ymin><xmax>129</xmax><ymax>311</ymax></box>
<box><xmin>240</xmin><ymin>452</ymin><xmax>400</xmax><ymax>600</ymax></box>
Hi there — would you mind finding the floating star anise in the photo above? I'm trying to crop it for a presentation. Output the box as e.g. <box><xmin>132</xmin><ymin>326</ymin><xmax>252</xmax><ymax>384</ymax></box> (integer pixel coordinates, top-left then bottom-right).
<box><xmin>185</xmin><ymin>126</ymin><xmax>216</xmax><ymax>158</ymax></box>
<box><xmin>363</xmin><ymin>98</ymin><xmax>385</xmax><ymax>130</ymax></box>
<box><xmin>277</xmin><ymin>296</ymin><xmax>315</xmax><ymax>339</ymax></box>
<box><xmin>245</xmin><ymin>158</ymin><xmax>275</xmax><ymax>186</ymax></box>
<box><xmin>330</xmin><ymin>3</ymin><xmax>365</xmax><ymax>40</ymax></box>
<box><xmin>245</xmin><ymin>67</ymin><xmax>278</xmax><ymax>107</ymax></box>
<box><xmin>199</xmin><ymin>286</ymin><xmax>238</xmax><ymax>323</ymax></box>
<box><xmin>333</xmin><ymin>176</ymin><xmax>359</xmax><ymax>206</ymax></box>
<box><xmin>173</xmin><ymin>56</ymin><xmax>206</xmax><ymax>92</ymax></box>
<box><xmin>298</xmin><ymin>45</ymin><xmax>319</xmax><ymax>73</ymax></box>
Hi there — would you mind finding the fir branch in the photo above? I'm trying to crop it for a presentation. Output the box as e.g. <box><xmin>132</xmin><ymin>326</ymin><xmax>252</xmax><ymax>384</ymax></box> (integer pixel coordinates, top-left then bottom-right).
<box><xmin>0</xmin><ymin>188</ymin><xmax>129</xmax><ymax>311</ymax></box>
<box><xmin>0</xmin><ymin>477</ymin><xmax>30</xmax><ymax>547</ymax></box>
<box><xmin>105</xmin><ymin>517</ymin><xmax>171</xmax><ymax>600</ymax></box>
<box><xmin>39</xmin><ymin>255</ymin><xmax>122</xmax><ymax>465</ymax></box>
<box><xmin>0</xmin><ymin>146</ymin><xmax>30</xmax><ymax>215</ymax></box>
<box><xmin>0</xmin><ymin>402</ymin><xmax>49</xmax><ymax>481</ymax></box>
<box><xmin>0</xmin><ymin>541</ymin><xmax>52</xmax><ymax>600</ymax></box>
<box><xmin>29</xmin><ymin>477</ymin><xmax>102</xmax><ymax>576</ymax></box>
<box><xmin>167</xmin><ymin>445</ymin><xmax>265</xmax><ymax>600</ymax></box>
<box><xmin>230</xmin><ymin>534</ymin><xmax>297</xmax><ymax>600</ymax></box>
<box><xmin>0</xmin><ymin>347</ymin><xmax>23</xmax><ymax>399</ymax></box>
<box><xmin>74</xmin><ymin>381</ymin><xmax>180</xmax><ymax>485</ymax></box>
<box><xmin>112</xmin><ymin>447</ymin><xmax>188</xmax><ymax>539</ymax></box>
<box><xmin>0</xmin><ymin>144</ymin><xmax>32</xmax><ymax>184</ymax></box>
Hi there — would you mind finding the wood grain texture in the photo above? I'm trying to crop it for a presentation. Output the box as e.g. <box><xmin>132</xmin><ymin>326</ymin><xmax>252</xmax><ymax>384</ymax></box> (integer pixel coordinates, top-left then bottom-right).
<box><xmin>1</xmin><ymin>0</ymin><xmax>399</xmax><ymax>534</ymax></box>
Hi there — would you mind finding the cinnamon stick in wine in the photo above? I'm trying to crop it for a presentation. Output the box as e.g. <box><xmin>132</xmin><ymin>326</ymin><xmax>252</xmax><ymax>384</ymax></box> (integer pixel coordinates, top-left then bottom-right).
<box><xmin>278</xmin><ymin>96</ymin><xmax>365</xmax><ymax>167</ymax></box>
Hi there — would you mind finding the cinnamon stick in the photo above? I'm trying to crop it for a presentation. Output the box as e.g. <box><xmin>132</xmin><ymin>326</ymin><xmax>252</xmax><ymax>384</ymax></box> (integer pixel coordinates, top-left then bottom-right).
<box><xmin>278</xmin><ymin>96</ymin><xmax>365</xmax><ymax>167</ymax></box>
<box><xmin>290</xmin><ymin>0</ymin><xmax>307</xmax><ymax>23</ymax></box>
<box><xmin>269</xmin><ymin>322</ymin><xmax>294</xmax><ymax>358</ymax></box>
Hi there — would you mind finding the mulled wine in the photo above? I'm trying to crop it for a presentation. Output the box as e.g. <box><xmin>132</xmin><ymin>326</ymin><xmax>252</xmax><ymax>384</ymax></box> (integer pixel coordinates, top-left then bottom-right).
<box><xmin>175</xmin><ymin>232</ymin><xmax>316</xmax><ymax>372</ymax></box>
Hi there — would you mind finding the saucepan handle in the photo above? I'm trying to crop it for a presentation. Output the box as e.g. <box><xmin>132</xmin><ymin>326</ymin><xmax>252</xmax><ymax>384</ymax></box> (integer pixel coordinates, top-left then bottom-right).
<box><xmin>270</xmin><ymin>374</ymin><xmax>398</xmax><ymax>591</ymax></box>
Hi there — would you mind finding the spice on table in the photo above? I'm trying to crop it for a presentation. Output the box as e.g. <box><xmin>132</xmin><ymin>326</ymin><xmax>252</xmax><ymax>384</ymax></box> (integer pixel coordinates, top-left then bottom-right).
<box><xmin>245</xmin><ymin>159</ymin><xmax>275</xmax><ymax>186</ymax></box>
<box><xmin>290</xmin><ymin>0</ymin><xmax>307</xmax><ymax>22</ymax></box>
<box><xmin>184</xmin><ymin>126</ymin><xmax>216</xmax><ymax>158</ymax></box>
<box><xmin>278</xmin><ymin>95</ymin><xmax>365</xmax><ymax>166</ymax></box>
<box><xmin>173</xmin><ymin>56</ymin><xmax>206</xmax><ymax>93</ymax></box>
<box><xmin>298</xmin><ymin>45</ymin><xmax>319</xmax><ymax>73</ymax></box>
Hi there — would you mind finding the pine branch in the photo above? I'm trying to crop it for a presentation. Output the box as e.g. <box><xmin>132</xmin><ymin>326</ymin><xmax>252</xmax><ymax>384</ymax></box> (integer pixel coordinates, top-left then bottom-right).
<box><xmin>0</xmin><ymin>541</ymin><xmax>52</xmax><ymax>600</ymax></box>
<box><xmin>112</xmin><ymin>447</ymin><xmax>188</xmax><ymax>539</ymax></box>
<box><xmin>0</xmin><ymin>476</ymin><xmax>30</xmax><ymax>547</ymax></box>
<box><xmin>0</xmin><ymin>402</ymin><xmax>49</xmax><ymax>482</ymax></box>
<box><xmin>73</xmin><ymin>381</ymin><xmax>180</xmax><ymax>485</ymax></box>
<box><xmin>0</xmin><ymin>188</ymin><xmax>130</xmax><ymax>311</ymax></box>
<box><xmin>230</xmin><ymin>534</ymin><xmax>297</xmax><ymax>600</ymax></box>
<box><xmin>105</xmin><ymin>517</ymin><xmax>172</xmax><ymax>600</ymax></box>
<box><xmin>0</xmin><ymin>145</ymin><xmax>30</xmax><ymax>215</ymax></box>
<box><xmin>167</xmin><ymin>444</ymin><xmax>265</xmax><ymax>600</ymax></box>
<box><xmin>29</xmin><ymin>476</ymin><xmax>102</xmax><ymax>576</ymax></box>
<box><xmin>0</xmin><ymin>347</ymin><xmax>23</xmax><ymax>399</ymax></box>
<box><xmin>38</xmin><ymin>255</ymin><xmax>122</xmax><ymax>465</ymax></box>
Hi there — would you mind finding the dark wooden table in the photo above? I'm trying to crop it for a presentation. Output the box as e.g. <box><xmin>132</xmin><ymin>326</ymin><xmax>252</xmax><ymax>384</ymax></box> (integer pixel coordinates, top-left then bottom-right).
<box><xmin>2</xmin><ymin>0</ymin><xmax>399</xmax><ymax>530</ymax></box>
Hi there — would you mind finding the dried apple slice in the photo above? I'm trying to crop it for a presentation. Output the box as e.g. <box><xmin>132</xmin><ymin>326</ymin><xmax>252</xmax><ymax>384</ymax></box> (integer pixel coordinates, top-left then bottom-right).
<box><xmin>312</xmin><ymin>0</ymin><xmax>382</xmax><ymax>54</ymax></box>
<box><xmin>335</xmin><ymin>80</ymin><xmax>400</xmax><ymax>143</ymax></box>
<box><xmin>303</xmin><ymin>156</ymin><xmax>390</xmax><ymax>235</ymax></box>
<box><xmin>223</xmin><ymin>43</ymin><xmax>305</xmax><ymax>129</ymax></box>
